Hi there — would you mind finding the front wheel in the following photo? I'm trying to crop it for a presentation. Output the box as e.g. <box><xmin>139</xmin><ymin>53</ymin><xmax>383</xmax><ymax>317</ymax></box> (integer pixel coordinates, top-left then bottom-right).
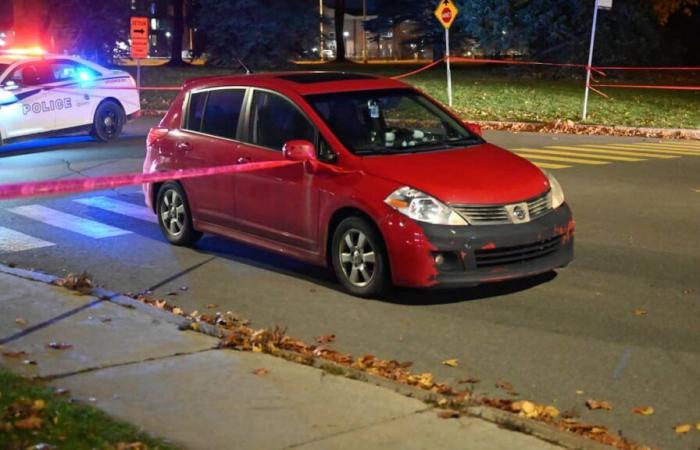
<box><xmin>156</xmin><ymin>182</ymin><xmax>202</xmax><ymax>246</ymax></box>
<box><xmin>91</xmin><ymin>101</ymin><xmax>125</xmax><ymax>142</ymax></box>
<box><xmin>331</xmin><ymin>217</ymin><xmax>390</xmax><ymax>297</ymax></box>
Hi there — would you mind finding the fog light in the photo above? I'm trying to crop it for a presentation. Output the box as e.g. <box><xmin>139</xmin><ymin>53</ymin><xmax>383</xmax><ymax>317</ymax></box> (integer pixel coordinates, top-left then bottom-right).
<box><xmin>434</xmin><ymin>254</ymin><xmax>445</xmax><ymax>265</ymax></box>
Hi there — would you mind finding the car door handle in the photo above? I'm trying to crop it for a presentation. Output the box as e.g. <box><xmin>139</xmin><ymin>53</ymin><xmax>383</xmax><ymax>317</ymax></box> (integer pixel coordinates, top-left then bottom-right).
<box><xmin>176</xmin><ymin>142</ymin><xmax>192</xmax><ymax>152</ymax></box>
<box><xmin>236</xmin><ymin>156</ymin><xmax>251</xmax><ymax>164</ymax></box>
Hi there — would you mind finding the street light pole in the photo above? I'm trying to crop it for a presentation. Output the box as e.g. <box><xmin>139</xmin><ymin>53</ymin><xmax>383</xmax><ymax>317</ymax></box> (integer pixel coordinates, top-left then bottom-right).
<box><xmin>362</xmin><ymin>0</ymin><xmax>368</xmax><ymax>63</ymax></box>
<box><xmin>319</xmin><ymin>0</ymin><xmax>325</xmax><ymax>61</ymax></box>
<box><xmin>582</xmin><ymin>0</ymin><xmax>600</xmax><ymax>121</ymax></box>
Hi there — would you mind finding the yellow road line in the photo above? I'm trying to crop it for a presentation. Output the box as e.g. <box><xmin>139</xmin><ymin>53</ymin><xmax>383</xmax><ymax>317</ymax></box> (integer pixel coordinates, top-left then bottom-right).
<box><xmin>520</xmin><ymin>148</ymin><xmax>643</xmax><ymax>161</ymax></box>
<box><xmin>652</xmin><ymin>141</ymin><xmax>700</xmax><ymax>148</ymax></box>
<box><xmin>529</xmin><ymin>161</ymin><xmax>571</xmax><ymax>169</ymax></box>
<box><xmin>633</xmin><ymin>143</ymin><xmax>700</xmax><ymax>154</ymax></box>
<box><xmin>599</xmin><ymin>144</ymin><xmax>700</xmax><ymax>156</ymax></box>
<box><xmin>549</xmin><ymin>145</ymin><xmax>676</xmax><ymax>159</ymax></box>
<box><xmin>513</xmin><ymin>150</ymin><xmax>609</xmax><ymax>165</ymax></box>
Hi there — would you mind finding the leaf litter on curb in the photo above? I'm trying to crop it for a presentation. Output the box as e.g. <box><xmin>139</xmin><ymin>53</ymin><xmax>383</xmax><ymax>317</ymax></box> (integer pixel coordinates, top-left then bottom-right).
<box><xmin>586</xmin><ymin>399</ymin><xmax>613</xmax><ymax>411</ymax></box>
<box><xmin>252</xmin><ymin>368</ymin><xmax>269</xmax><ymax>376</ymax></box>
<box><xmin>441</xmin><ymin>358</ymin><xmax>459</xmax><ymax>368</ymax></box>
<box><xmin>53</xmin><ymin>284</ymin><xmax>656</xmax><ymax>450</ymax></box>
<box><xmin>631</xmin><ymin>406</ymin><xmax>654</xmax><ymax>416</ymax></box>
<box><xmin>52</xmin><ymin>272</ymin><xmax>93</xmax><ymax>294</ymax></box>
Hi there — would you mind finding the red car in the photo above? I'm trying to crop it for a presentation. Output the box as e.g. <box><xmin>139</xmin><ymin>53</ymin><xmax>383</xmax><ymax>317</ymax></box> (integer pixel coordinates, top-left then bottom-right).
<box><xmin>144</xmin><ymin>72</ymin><xmax>574</xmax><ymax>296</ymax></box>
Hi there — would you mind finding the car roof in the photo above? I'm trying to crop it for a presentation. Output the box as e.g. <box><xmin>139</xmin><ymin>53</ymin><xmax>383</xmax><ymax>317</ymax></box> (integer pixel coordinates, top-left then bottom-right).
<box><xmin>183</xmin><ymin>71</ymin><xmax>410</xmax><ymax>96</ymax></box>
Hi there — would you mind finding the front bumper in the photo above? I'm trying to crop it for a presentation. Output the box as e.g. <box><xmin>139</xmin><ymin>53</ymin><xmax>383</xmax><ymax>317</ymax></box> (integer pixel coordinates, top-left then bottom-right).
<box><xmin>380</xmin><ymin>203</ymin><xmax>574</xmax><ymax>288</ymax></box>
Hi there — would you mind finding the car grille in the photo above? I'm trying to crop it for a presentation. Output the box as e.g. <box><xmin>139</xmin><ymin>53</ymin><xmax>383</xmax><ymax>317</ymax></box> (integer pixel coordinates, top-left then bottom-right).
<box><xmin>474</xmin><ymin>234</ymin><xmax>563</xmax><ymax>268</ymax></box>
<box><xmin>452</xmin><ymin>191</ymin><xmax>552</xmax><ymax>225</ymax></box>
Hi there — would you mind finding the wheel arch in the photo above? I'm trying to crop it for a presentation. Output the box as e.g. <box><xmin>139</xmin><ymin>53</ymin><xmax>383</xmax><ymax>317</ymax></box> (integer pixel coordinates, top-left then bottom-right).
<box><xmin>92</xmin><ymin>97</ymin><xmax>125</xmax><ymax>120</ymax></box>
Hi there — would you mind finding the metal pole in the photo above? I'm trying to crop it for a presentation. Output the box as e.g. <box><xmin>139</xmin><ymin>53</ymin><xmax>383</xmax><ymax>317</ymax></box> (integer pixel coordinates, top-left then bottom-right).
<box><xmin>319</xmin><ymin>0</ymin><xmax>325</xmax><ymax>61</ymax></box>
<box><xmin>582</xmin><ymin>0</ymin><xmax>599</xmax><ymax>121</ymax></box>
<box><xmin>445</xmin><ymin>28</ymin><xmax>452</xmax><ymax>107</ymax></box>
<box><xmin>362</xmin><ymin>0</ymin><xmax>368</xmax><ymax>63</ymax></box>
<box><xmin>136</xmin><ymin>58</ymin><xmax>141</xmax><ymax>90</ymax></box>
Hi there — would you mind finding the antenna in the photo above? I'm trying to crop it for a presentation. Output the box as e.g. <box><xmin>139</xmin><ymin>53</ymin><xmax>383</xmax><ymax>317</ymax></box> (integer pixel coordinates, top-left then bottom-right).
<box><xmin>236</xmin><ymin>58</ymin><xmax>251</xmax><ymax>75</ymax></box>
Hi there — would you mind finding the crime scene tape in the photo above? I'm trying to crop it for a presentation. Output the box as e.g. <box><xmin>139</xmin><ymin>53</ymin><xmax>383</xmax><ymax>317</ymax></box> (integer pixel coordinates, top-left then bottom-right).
<box><xmin>0</xmin><ymin>160</ymin><xmax>298</xmax><ymax>201</ymax></box>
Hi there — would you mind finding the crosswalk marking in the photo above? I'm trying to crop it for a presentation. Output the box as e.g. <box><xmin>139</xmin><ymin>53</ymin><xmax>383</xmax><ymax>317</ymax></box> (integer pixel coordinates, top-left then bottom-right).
<box><xmin>571</xmin><ymin>146</ymin><xmax>678</xmax><ymax>159</ymax></box>
<box><xmin>0</xmin><ymin>227</ymin><xmax>55</xmax><ymax>253</ymax></box>
<box><xmin>8</xmin><ymin>205</ymin><xmax>131</xmax><ymax>239</ymax></box>
<box><xmin>594</xmin><ymin>144</ymin><xmax>700</xmax><ymax>156</ymax></box>
<box><xmin>513</xmin><ymin>150</ymin><xmax>609</xmax><ymax>165</ymax></box>
<box><xmin>631</xmin><ymin>143</ymin><xmax>700</xmax><ymax>154</ymax></box>
<box><xmin>516</xmin><ymin>148</ymin><xmax>643</xmax><ymax>162</ymax></box>
<box><xmin>529</xmin><ymin>161</ymin><xmax>572</xmax><ymax>169</ymax></box>
<box><xmin>74</xmin><ymin>196</ymin><xmax>157</xmax><ymax>223</ymax></box>
<box><xmin>651</xmin><ymin>141</ymin><xmax>700</xmax><ymax>148</ymax></box>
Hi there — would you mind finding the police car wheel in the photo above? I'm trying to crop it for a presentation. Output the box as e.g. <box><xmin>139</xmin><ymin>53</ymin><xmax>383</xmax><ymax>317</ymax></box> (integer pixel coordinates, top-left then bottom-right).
<box><xmin>156</xmin><ymin>182</ymin><xmax>202</xmax><ymax>247</ymax></box>
<box><xmin>91</xmin><ymin>101</ymin><xmax>125</xmax><ymax>142</ymax></box>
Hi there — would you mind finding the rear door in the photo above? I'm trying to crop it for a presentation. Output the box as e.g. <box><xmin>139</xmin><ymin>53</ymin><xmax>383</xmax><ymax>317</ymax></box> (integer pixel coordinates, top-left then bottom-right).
<box><xmin>173</xmin><ymin>87</ymin><xmax>247</xmax><ymax>227</ymax></box>
<box><xmin>47</xmin><ymin>59</ymin><xmax>102</xmax><ymax>129</ymax></box>
<box><xmin>234</xmin><ymin>89</ymin><xmax>320</xmax><ymax>251</ymax></box>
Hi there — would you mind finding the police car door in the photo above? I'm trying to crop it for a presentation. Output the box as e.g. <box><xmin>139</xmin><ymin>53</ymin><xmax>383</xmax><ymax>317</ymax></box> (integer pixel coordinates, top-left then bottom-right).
<box><xmin>48</xmin><ymin>60</ymin><xmax>100</xmax><ymax>130</ymax></box>
<box><xmin>1</xmin><ymin>61</ymin><xmax>57</xmax><ymax>139</ymax></box>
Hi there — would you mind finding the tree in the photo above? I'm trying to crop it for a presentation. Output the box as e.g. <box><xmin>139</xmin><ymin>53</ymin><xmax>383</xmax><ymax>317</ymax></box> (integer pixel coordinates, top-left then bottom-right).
<box><xmin>42</xmin><ymin>0</ymin><xmax>130</xmax><ymax>64</ymax></box>
<box><xmin>197</xmin><ymin>0</ymin><xmax>318</xmax><ymax>69</ymax></box>
<box><xmin>334</xmin><ymin>0</ymin><xmax>347</xmax><ymax>61</ymax></box>
<box><xmin>167</xmin><ymin>0</ymin><xmax>187</xmax><ymax>66</ymax></box>
<box><xmin>649</xmin><ymin>0</ymin><xmax>699</xmax><ymax>23</ymax></box>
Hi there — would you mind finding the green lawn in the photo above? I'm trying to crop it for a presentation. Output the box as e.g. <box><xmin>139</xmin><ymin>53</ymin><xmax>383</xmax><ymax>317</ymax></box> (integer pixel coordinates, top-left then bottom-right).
<box><xmin>0</xmin><ymin>369</ymin><xmax>178</xmax><ymax>450</ymax></box>
<box><xmin>125</xmin><ymin>63</ymin><xmax>700</xmax><ymax>129</ymax></box>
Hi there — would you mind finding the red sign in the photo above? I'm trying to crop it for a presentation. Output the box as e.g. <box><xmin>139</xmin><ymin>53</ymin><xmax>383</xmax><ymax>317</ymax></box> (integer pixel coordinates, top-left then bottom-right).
<box><xmin>130</xmin><ymin>17</ymin><xmax>149</xmax><ymax>59</ymax></box>
<box><xmin>441</xmin><ymin>8</ymin><xmax>452</xmax><ymax>23</ymax></box>
<box><xmin>434</xmin><ymin>0</ymin><xmax>458</xmax><ymax>29</ymax></box>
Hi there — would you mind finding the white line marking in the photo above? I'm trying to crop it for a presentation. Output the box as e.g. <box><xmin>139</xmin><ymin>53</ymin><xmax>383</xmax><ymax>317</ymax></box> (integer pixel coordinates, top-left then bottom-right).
<box><xmin>0</xmin><ymin>227</ymin><xmax>55</xmax><ymax>253</ymax></box>
<box><xmin>8</xmin><ymin>205</ymin><xmax>131</xmax><ymax>239</ymax></box>
<box><xmin>74</xmin><ymin>196</ymin><xmax>157</xmax><ymax>223</ymax></box>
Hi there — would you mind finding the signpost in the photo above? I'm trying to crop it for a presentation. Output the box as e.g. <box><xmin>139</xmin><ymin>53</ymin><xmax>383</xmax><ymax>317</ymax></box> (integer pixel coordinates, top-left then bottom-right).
<box><xmin>582</xmin><ymin>0</ymin><xmax>612</xmax><ymax>120</ymax></box>
<box><xmin>130</xmin><ymin>17</ymin><xmax>149</xmax><ymax>89</ymax></box>
<box><xmin>434</xmin><ymin>0</ymin><xmax>458</xmax><ymax>107</ymax></box>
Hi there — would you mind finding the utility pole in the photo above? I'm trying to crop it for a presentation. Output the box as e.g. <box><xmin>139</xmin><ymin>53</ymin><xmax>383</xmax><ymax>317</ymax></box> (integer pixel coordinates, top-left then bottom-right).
<box><xmin>582</xmin><ymin>0</ymin><xmax>612</xmax><ymax>120</ymax></box>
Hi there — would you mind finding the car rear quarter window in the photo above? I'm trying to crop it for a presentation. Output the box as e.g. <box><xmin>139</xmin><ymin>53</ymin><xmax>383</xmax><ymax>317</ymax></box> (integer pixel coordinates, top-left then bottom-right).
<box><xmin>249</xmin><ymin>90</ymin><xmax>315</xmax><ymax>150</ymax></box>
<box><xmin>184</xmin><ymin>91</ymin><xmax>207</xmax><ymax>132</ymax></box>
<box><xmin>200</xmin><ymin>89</ymin><xmax>245</xmax><ymax>140</ymax></box>
<box><xmin>50</xmin><ymin>60</ymin><xmax>100</xmax><ymax>82</ymax></box>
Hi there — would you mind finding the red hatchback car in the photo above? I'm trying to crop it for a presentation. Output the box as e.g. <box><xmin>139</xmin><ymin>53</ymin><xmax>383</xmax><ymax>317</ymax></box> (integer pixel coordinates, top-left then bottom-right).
<box><xmin>144</xmin><ymin>72</ymin><xmax>574</xmax><ymax>296</ymax></box>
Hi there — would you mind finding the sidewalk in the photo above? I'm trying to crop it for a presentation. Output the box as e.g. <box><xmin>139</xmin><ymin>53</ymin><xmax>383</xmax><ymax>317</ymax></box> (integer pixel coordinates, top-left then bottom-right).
<box><xmin>0</xmin><ymin>269</ymin><xmax>562</xmax><ymax>450</ymax></box>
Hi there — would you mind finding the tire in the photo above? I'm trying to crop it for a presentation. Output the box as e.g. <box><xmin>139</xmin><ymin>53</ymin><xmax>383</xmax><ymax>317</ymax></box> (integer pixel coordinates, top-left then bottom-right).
<box><xmin>331</xmin><ymin>216</ymin><xmax>390</xmax><ymax>297</ymax></box>
<box><xmin>156</xmin><ymin>182</ymin><xmax>202</xmax><ymax>246</ymax></box>
<box><xmin>91</xmin><ymin>101</ymin><xmax>125</xmax><ymax>142</ymax></box>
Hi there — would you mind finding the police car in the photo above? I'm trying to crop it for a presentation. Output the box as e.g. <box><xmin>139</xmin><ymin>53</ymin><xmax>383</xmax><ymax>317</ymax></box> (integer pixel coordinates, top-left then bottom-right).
<box><xmin>0</xmin><ymin>48</ymin><xmax>141</xmax><ymax>145</ymax></box>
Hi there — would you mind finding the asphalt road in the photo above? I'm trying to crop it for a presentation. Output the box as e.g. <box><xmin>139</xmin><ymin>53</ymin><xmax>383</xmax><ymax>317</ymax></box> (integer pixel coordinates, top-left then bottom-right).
<box><xmin>1</xmin><ymin>118</ymin><xmax>699</xmax><ymax>450</ymax></box>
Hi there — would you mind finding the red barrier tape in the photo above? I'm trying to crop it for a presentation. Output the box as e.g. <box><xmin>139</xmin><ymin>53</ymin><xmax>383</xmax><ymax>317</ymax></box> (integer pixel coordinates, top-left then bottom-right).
<box><xmin>591</xmin><ymin>83</ymin><xmax>700</xmax><ymax>90</ymax></box>
<box><xmin>0</xmin><ymin>160</ymin><xmax>297</xmax><ymax>201</ymax></box>
<box><xmin>390</xmin><ymin>58</ymin><xmax>446</xmax><ymax>80</ymax></box>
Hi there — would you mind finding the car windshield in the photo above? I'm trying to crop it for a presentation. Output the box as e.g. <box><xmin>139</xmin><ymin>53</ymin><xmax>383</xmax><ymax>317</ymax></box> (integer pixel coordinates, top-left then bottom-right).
<box><xmin>306</xmin><ymin>88</ymin><xmax>482</xmax><ymax>155</ymax></box>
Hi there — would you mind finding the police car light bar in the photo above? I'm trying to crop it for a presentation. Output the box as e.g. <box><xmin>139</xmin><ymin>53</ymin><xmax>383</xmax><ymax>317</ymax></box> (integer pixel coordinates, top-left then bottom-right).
<box><xmin>0</xmin><ymin>47</ymin><xmax>47</xmax><ymax>56</ymax></box>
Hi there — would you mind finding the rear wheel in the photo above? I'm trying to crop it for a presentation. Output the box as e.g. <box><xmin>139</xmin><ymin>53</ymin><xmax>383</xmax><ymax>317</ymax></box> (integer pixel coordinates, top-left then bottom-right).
<box><xmin>331</xmin><ymin>216</ymin><xmax>390</xmax><ymax>297</ymax></box>
<box><xmin>91</xmin><ymin>101</ymin><xmax>125</xmax><ymax>142</ymax></box>
<box><xmin>156</xmin><ymin>182</ymin><xmax>202</xmax><ymax>246</ymax></box>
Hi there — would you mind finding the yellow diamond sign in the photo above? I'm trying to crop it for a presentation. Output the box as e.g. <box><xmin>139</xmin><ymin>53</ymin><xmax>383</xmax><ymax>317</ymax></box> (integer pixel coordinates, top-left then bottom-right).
<box><xmin>434</xmin><ymin>0</ymin><xmax>458</xmax><ymax>29</ymax></box>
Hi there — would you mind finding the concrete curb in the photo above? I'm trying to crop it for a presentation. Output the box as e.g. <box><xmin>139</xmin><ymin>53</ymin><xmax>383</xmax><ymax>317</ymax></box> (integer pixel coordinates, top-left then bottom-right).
<box><xmin>0</xmin><ymin>263</ymin><xmax>609</xmax><ymax>450</ymax></box>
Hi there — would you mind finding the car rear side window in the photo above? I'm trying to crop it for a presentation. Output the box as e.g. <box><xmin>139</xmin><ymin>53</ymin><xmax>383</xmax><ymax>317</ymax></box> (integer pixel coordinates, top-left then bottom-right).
<box><xmin>249</xmin><ymin>90</ymin><xmax>315</xmax><ymax>151</ymax></box>
<box><xmin>184</xmin><ymin>91</ymin><xmax>207</xmax><ymax>132</ymax></box>
<box><xmin>200</xmin><ymin>89</ymin><xmax>245</xmax><ymax>140</ymax></box>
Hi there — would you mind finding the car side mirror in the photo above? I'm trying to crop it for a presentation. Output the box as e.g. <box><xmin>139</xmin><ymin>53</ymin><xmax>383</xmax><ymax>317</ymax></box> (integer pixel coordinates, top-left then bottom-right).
<box><xmin>464</xmin><ymin>121</ymin><xmax>483</xmax><ymax>136</ymax></box>
<box><xmin>1</xmin><ymin>80</ymin><xmax>19</xmax><ymax>91</ymax></box>
<box><xmin>283</xmin><ymin>140</ymin><xmax>317</xmax><ymax>162</ymax></box>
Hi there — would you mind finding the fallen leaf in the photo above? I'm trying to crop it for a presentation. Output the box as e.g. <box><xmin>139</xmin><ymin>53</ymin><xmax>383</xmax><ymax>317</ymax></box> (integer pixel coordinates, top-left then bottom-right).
<box><xmin>2</xmin><ymin>350</ymin><xmax>27</xmax><ymax>358</ymax></box>
<box><xmin>458</xmin><ymin>378</ymin><xmax>480</xmax><ymax>384</ymax></box>
<box><xmin>23</xmin><ymin>359</ymin><xmax>37</xmax><ymax>365</ymax></box>
<box><xmin>252</xmin><ymin>368</ymin><xmax>269</xmax><ymax>376</ymax></box>
<box><xmin>496</xmin><ymin>382</ymin><xmax>514</xmax><ymax>391</ymax></box>
<box><xmin>586</xmin><ymin>399</ymin><xmax>612</xmax><ymax>410</ymax></box>
<box><xmin>575</xmin><ymin>390</ymin><xmax>584</xmax><ymax>395</ymax></box>
<box><xmin>180</xmin><ymin>286</ymin><xmax>189</xmax><ymax>291</ymax></box>
<box><xmin>633</xmin><ymin>309</ymin><xmax>648</xmax><ymax>316</ymax></box>
<box><xmin>172</xmin><ymin>307</ymin><xmax>185</xmax><ymax>316</ymax></box>
<box><xmin>155</xmin><ymin>300</ymin><xmax>167</xmax><ymax>309</ymax></box>
<box><xmin>441</xmin><ymin>358</ymin><xmax>459</xmax><ymax>368</ymax></box>
<box><xmin>206</xmin><ymin>303</ymin><xmax>218</xmax><ymax>309</ymax></box>
<box><xmin>632</xmin><ymin>406</ymin><xmax>654</xmax><ymax>416</ymax></box>
<box><xmin>543</xmin><ymin>406</ymin><xmax>560</xmax><ymax>418</ymax></box>
<box><xmin>674</xmin><ymin>424</ymin><xmax>691</xmax><ymax>434</ymax></box>
<box><xmin>437</xmin><ymin>409</ymin><xmax>461</xmax><ymax>419</ymax></box>
<box><xmin>682</xmin><ymin>288</ymin><xmax>695</xmax><ymax>295</ymax></box>
<box><xmin>46</xmin><ymin>342</ymin><xmax>72</xmax><ymax>350</ymax></box>
<box><xmin>14</xmin><ymin>416</ymin><xmax>42</xmax><ymax>430</ymax></box>
<box><xmin>696</xmin><ymin>421</ymin><xmax>700</xmax><ymax>430</ymax></box>
<box><xmin>32</xmin><ymin>399</ymin><xmax>46</xmax><ymax>411</ymax></box>
<box><xmin>315</xmin><ymin>334</ymin><xmax>336</xmax><ymax>344</ymax></box>
<box><xmin>15</xmin><ymin>318</ymin><xmax>28</xmax><ymax>326</ymax></box>
<box><xmin>437</xmin><ymin>398</ymin><xmax>449</xmax><ymax>407</ymax></box>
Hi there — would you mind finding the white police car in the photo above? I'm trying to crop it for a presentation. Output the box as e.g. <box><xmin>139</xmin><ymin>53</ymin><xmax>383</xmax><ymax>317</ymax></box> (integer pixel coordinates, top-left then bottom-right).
<box><xmin>0</xmin><ymin>48</ymin><xmax>141</xmax><ymax>145</ymax></box>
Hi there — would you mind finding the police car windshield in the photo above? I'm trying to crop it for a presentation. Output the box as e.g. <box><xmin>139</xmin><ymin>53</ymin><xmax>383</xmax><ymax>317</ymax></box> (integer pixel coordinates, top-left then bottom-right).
<box><xmin>0</xmin><ymin>63</ymin><xmax>10</xmax><ymax>74</ymax></box>
<box><xmin>306</xmin><ymin>88</ymin><xmax>482</xmax><ymax>155</ymax></box>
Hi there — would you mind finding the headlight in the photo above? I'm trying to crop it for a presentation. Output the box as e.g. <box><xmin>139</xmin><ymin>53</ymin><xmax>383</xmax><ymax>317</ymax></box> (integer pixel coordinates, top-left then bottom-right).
<box><xmin>384</xmin><ymin>187</ymin><xmax>468</xmax><ymax>225</ymax></box>
<box><xmin>545</xmin><ymin>172</ymin><xmax>565</xmax><ymax>209</ymax></box>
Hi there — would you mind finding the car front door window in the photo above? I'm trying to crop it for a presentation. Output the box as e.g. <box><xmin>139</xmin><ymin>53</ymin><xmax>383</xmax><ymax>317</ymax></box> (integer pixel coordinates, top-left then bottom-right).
<box><xmin>250</xmin><ymin>91</ymin><xmax>315</xmax><ymax>150</ymax></box>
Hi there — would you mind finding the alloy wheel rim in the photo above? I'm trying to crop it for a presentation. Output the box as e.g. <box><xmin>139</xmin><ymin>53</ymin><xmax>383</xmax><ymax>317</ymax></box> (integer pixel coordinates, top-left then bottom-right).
<box><xmin>101</xmin><ymin>110</ymin><xmax>118</xmax><ymax>137</ymax></box>
<box><xmin>160</xmin><ymin>190</ymin><xmax>186</xmax><ymax>236</ymax></box>
<box><xmin>339</xmin><ymin>229</ymin><xmax>376</xmax><ymax>287</ymax></box>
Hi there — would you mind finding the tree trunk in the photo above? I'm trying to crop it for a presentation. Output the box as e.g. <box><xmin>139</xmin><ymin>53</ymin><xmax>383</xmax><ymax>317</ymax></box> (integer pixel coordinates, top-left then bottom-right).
<box><xmin>167</xmin><ymin>0</ymin><xmax>186</xmax><ymax>66</ymax></box>
<box><xmin>334</xmin><ymin>0</ymin><xmax>346</xmax><ymax>62</ymax></box>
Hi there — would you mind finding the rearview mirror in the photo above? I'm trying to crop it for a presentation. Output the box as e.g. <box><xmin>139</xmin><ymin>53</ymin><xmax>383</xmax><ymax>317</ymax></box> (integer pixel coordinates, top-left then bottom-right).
<box><xmin>464</xmin><ymin>122</ymin><xmax>483</xmax><ymax>136</ymax></box>
<box><xmin>283</xmin><ymin>140</ymin><xmax>317</xmax><ymax>162</ymax></box>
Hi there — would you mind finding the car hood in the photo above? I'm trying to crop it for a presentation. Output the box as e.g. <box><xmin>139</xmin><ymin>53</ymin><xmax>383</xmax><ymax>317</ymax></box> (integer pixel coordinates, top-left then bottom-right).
<box><xmin>360</xmin><ymin>143</ymin><xmax>549</xmax><ymax>204</ymax></box>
